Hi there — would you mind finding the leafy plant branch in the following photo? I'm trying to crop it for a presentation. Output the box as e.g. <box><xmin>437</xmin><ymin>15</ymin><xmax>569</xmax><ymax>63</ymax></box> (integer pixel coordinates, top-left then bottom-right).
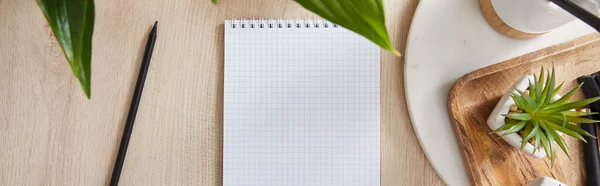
<box><xmin>37</xmin><ymin>0</ymin><xmax>398</xmax><ymax>98</ymax></box>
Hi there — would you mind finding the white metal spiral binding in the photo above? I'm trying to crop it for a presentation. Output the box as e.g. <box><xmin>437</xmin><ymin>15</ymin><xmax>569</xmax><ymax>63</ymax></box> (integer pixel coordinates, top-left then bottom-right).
<box><xmin>229</xmin><ymin>19</ymin><xmax>338</xmax><ymax>29</ymax></box>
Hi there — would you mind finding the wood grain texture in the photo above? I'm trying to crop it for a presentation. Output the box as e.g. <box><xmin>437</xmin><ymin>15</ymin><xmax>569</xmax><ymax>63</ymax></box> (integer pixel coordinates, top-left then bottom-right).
<box><xmin>0</xmin><ymin>0</ymin><xmax>443</xmax><ymax>185</ymax></box>
<box><xmin>448</xmin><ymin>34</ymin><xmax>600</xmax><ymax>186</ymax></box>
<box><xmin>480</xmin><ymin>0</ymin><xmax>544</xmax><ymax>39</ymax></box>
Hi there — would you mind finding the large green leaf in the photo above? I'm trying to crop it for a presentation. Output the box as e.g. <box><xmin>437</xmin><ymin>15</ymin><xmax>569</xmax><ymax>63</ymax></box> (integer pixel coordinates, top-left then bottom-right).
<box><xmin>294</xmin><ymin>0</ymin><xmax>400</xmax><ymax>56</ymax></box>
<box><xmin>37</xmin><ymin>0</ymin><xmax>95</xmax><ymax>98</ymax></box>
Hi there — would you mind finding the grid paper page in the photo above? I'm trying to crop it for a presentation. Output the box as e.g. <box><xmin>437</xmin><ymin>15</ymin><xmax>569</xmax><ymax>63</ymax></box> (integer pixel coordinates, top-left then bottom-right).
<box><xmin>223</xmin><ymin>20</ymin><xmax>380</xmax><ymax>186</ymax></box>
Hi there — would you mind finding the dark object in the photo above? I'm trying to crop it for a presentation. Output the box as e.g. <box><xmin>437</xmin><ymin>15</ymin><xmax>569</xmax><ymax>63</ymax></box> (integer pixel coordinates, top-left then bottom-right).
<box><xmin>577</xmin><ymin>73</ymin><xmax>600</xmax><ymax>186</ymax></box>
<box><xmin>110</xmin><ymin>21</ymin><xmax>158</xmax><ymax>186</ymax></box>
<box><xmin>549</xmin><ymin>0</ymin><xmax>600</xmax><ymax>32</ymax></box>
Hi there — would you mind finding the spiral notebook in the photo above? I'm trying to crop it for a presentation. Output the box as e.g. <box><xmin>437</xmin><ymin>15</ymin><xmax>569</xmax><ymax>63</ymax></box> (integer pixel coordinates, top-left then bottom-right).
<box><xmin>223</xmin><ymin>20</ymin><xmax>380</xmax><ymax>186</ymax></box>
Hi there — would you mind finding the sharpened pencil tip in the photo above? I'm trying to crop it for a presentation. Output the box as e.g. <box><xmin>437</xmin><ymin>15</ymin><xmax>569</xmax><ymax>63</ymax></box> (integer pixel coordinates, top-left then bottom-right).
<box><xmin>153</xmin><ymin>21</ymin><xmax>158</xmax><ymax>30</ymax></box>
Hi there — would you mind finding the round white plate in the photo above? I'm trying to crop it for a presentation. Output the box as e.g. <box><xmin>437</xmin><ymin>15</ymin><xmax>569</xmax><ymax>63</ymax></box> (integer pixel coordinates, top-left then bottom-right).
<box><xmin>404</xmin><ymin>0</ymin><xmax>594</xmax><ymax>185</ymax></box>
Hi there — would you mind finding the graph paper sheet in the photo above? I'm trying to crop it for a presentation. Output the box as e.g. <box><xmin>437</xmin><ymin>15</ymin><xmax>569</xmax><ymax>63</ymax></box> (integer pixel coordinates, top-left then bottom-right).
<box><xmin>223</xmin><ymin>20</ymin><xmax>380</xmax><ymax>186</ymax></box>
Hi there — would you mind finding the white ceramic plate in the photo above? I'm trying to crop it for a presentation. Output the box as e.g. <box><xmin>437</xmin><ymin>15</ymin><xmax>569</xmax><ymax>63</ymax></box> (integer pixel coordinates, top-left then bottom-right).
<box><xmin>404</xmin><ymin>0</ymin><xmax>594</xmax><ymax>185</ymax></box>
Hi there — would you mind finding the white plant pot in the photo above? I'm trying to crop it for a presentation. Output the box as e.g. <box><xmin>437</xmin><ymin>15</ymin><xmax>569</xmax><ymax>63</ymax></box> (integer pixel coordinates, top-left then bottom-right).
<box><xmin>487</xmin><ymin>75</ymin><xmax>563</xmax><ymax>159</ymax></box>
<box><xmin>527</xmin><ymin>176</ymin><xmax>566</xmax><ymax>186</ymax></box>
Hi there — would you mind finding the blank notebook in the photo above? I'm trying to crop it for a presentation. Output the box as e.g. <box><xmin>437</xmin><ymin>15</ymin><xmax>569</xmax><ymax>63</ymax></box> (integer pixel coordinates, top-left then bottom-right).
<box><xmin>223</xmin><ymin>20</ymin><xmax>380</xmax><ymax>186</ymax></box>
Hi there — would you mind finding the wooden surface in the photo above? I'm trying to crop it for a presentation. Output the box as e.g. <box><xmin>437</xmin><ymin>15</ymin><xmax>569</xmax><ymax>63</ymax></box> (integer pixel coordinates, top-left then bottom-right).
<box><xmin>448</xmin><ymin>34</ymin><xmax>600</xmax><ymax>186</ymax></box>
<box><xmin>0</xmin><ymin>0</ymin><xmax>443</xmax><ymax>185</ymax></box>
<box><xmin>480</xmin><ymin>0</ymin><xmax>544</xmax><ymax>39</ymax></box>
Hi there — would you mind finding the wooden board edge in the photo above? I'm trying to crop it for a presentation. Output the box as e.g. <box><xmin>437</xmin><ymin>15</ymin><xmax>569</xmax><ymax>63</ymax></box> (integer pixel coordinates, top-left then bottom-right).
<box><xmin>479</xmin><ymin>0</ymin><xmax>545</xmax><ymax>39</ymax></box>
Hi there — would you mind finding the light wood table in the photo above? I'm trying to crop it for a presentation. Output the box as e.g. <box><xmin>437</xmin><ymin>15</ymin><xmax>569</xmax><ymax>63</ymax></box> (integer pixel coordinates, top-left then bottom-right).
<box><xmin>0</xmin><ymin>0</ymin><xmax>444</xmax><ymax>185</ymax></box>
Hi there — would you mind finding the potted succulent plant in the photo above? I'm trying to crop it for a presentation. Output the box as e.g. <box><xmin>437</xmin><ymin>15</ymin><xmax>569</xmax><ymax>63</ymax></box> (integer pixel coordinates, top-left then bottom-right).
<box><xmin>487</xmin><ymin>67</ymin><xmax>600</xmax><ymax>163</ymax></box>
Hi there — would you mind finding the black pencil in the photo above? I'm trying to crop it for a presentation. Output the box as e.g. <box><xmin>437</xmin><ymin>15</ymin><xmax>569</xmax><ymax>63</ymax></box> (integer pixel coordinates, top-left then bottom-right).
<box><xmin>578</xmin><ymin>74</ymin><xmax>600</xmax><ymax>186</ymax></box>
<box><xmin>110</xmin><ymin>21</ymin><xmax>158</xmax><ymax>186</ymax></box>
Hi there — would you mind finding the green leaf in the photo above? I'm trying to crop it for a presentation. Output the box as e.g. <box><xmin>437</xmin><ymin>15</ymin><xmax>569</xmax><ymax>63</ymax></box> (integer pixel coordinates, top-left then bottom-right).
<box><xmin>294</xmin><ymin>0</ymin><xmax>400</xmax><ymax>55</ymax></box>
<box><xmin>542</xmin><ymin>97</ymin><xmax>600</xmax><ymax>113</ymax></box>
<box><xmin>37</xmin><ymin>0</ymin><xmax>94</xmax><ymax>98</ymax></box>
<box><xmin>544</xmin><ymin>128</ymin><xmax>557</xmax><ymax>166</ymax></box>
<box><xmin>539</xmin><ymin>132</ymin><xmax>551</xmax><ymax>158</ymax></box>
<box><xmin>538</xmin><ymin>67</ymin><xmax>545</xmax><ymax>85</ymax></box>
<box><xmin>500</xmin><ymin>120</ymin><xmax>527</xmax><ymax>137</ymax></box>
<box><xmin>520</xmin><ymin>92</ymin><xmax>539</xmax><ymax>111</ymax></box>
<box><xmin>515</xmin><ymin>89</ymin><xmax>538</xmax><ymax>110</ymax></box>
<box><xmin>541</xmin><ymin>120</ymin><xmax>570</xmax><ymax>159</ymax></box>
<box><xmin>545</xmin><ymin>120</ymin><xmax>586</xmax><ymax>142</ymax></box>
<box><xmin>503</xmin><ymin>113</ymin><xmax>532</xmax><ymax>120</ymax></box>
<box><xmin>512</xmin><ymin>93</ymin><xmax>533</xmax><ymax>112</ymax></box>
<box><xmin>212</xmin><ymin>0</ymin><xmax>218</xmax><ymax>4</ymax></box>
<box><xmin>533</xmin><ymin>133</ymin><xmax>541</xmax><ymax>154</ymax></box>
<box><xmin>546</xmin><ymin>83</ymin><xmax>583</xmax><ymax>109</ymax></box>
<box><xmin>544</xmin><ymin>117</ymin><xmax>596</xmax><ymax>138</ymax></box>
<box><xmin>560</xmin><ymin>111</ymin><xmax>598</xmax><ymax>117</ymax></box>
<box><xmin>524</xmin><ymin>120</ymin><xmax>539</xmax><ymax>140</ymax></box>
<box><xmin>539</xmin><ymin>132</ymin><xmax>557</xmax><ymax>167</ymax></box>
<box><xmin>549</xmin><ymin>115</ymin><xmax>599</xmax><ymax>124</ymax></box>
<box><xmin>535</xmin><ymin>69</ymin><xmax>544</xmax><ymax>102</ymax></box>
<box><xmin>561</xmin><ymin>113</ymin><xmax>567</xmax><ymax>129</ymax></box>
<box><xmin>540</xmin><ymin>68</ymin><xmax>555</xmax><ymax>107</ymax></box>
<box><xmin>531</xmin><ymin>120</ymin><xmax>541</xmax><ymax>152</ymax></box>
<box><xmin>529</xmin><ymin>81</ymin><xmax>537</xmax><ymax>101</ymax></box>
<box><xmin>549</xmin><ymin>82</ymin><xmax>564</xmax><ymax>101</ymax></box>
<box><xmin>493</xmin><ymin>119</ymin><xmax>519</xmax><ymax>133</ymax></box>
<box><xmin>521</xmin><ymin>123</ymin><xmax>535</xmax><ymax>150</ymax></box>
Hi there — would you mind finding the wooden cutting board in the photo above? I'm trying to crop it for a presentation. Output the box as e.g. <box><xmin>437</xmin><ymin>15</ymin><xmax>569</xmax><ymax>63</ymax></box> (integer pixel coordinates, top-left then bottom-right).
<box><xmin>448</xmin><ymin>34</ymin><xmax>600</xmax><ymax>186</ymax></box>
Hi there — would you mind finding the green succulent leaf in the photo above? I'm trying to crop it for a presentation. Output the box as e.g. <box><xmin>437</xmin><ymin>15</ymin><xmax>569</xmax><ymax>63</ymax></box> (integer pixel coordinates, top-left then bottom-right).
<box><xmin>531</xmin><ymin>120</ymin><xmax>541</xmax><ymax>152</ymax></box>
<box><xmin>493</xmin><ymin>119</ymin><xmax>519</xmax><ymax>133</ymax></box>
<box><xmin>502</xmin><ymin>113</ymin><xmax>532</xmax><ymax>120</ymax></box>
<box><xmin>561</xmin><ymin>111</ymin><xmax>598</xmax><ymax>117</ymax></box>
<box><xmin>524</xmin><ymin>120</ymin><xmax>539</xmax><ymax>140</ymax></box>
<box><xmin>294</xmin><ymin>0</ymin><xmax>400</xmax><ymax>56</ymax></box>
<box><xmin>535</xmin><ymin>70</ymin><xmax>544</xmax><ymax>102</ymax></box>
<box><xmin>500</xmin><ymin>120</ymin><xmax>527</xmax><ymax>137</ymax></box>
<box><xmin>545</xmin><ymin>128</ymin><xmax>557</xmax><ymax>165</ymax></box>
<box><xmin>533</xmin><ymin>132</ymin><xmax>541</xmax><ymax>154</ymax></box>
<box><xmin>545</xmin><ymin>120</ymin><xmax>587</xmax><ymax>142</ymax></box>
<box><xmin>540</xmin><ymin>69</ymin><xmax>555</xmax><ymax>107</ymax></box>
<box><xmin>520</xmin><ymin>92</ymin><xmax>539</xmax><ymax>111</ymax></box>
<box><xmin>512</xmin><ymin>93</ymin><xmax>534</xmax><ymax>113</ymax></box>
<box><xmin>561</xmin><ymin>113</ymin><xmax>567</xmax><ymax>129</ymax></box>
<box><xmin>542</xmin><ymin>97</ymin><xmax>600</xmax><ymax>113</ymax></box>
<box><xmin>539</xmin><ymin>132</ymin><xmax>552</xmax><ymax>159</ymax></box>
<box><xmin>544</xmin><ymin>117</ymin><xmax>596</xmax><ymax>138</ymax></box>
<box><xmin>546</xmin><ymin>83</ymin><xmax>583</xmax><ymax>109</ymax></box>
<box><xmin>37</xmin><ymin>0</ymin><xmax>94</xmax><ymax>98</ymax></box>
<box><xmin>521</xmin><ymin>123</ymin><xmax>535</xmax><ymax>150</ymax></box>
<box><xmin>549</xmin><ymin>82</ymin><xmax>564</xmax><ymax>100</ymax></box>
<box><xmin>554</xmin><ymin>115</ymin><xmax>599</xmax><ymax>124</ymax></box>
<box><xmin>528</xmin><ymin>81</ymin><xmax>537</xmax><ymax>101</ymax></box>
<box><xmin>541</xmin><ymin>120</ymin><xmax>570</xmax><ymax>159</ymax></box>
